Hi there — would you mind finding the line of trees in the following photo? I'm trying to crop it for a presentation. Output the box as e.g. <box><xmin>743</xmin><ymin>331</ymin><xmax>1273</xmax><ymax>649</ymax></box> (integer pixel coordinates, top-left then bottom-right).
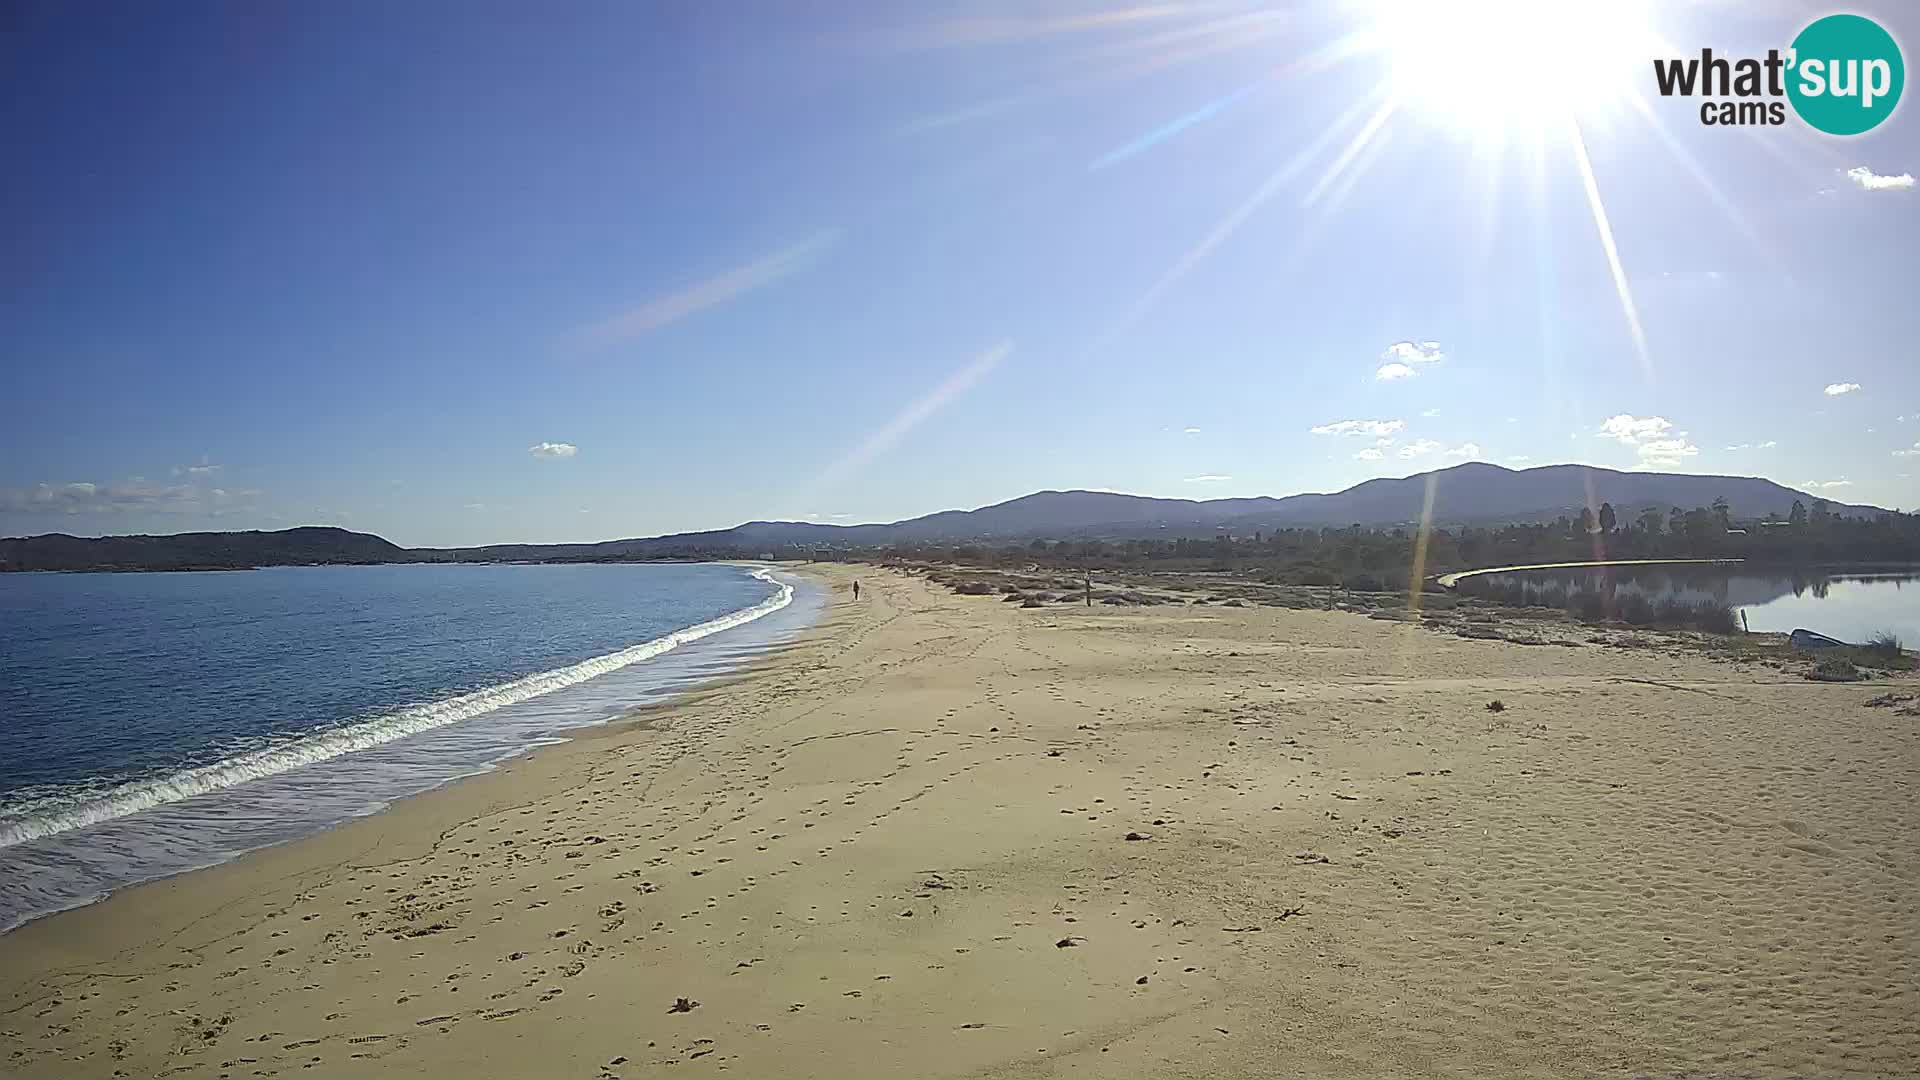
<box><xmin>845</xmin><ymin>499</ymin><xmax>1920</xmax><ymax>589</ymax></box>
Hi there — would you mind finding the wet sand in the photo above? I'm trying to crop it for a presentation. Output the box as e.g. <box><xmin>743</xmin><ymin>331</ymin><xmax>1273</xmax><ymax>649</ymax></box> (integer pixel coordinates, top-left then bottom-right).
<box><xmin>3</xmin><ymin>566</ymin><xmax>1915</xmax><ymax>1077</ymax></box>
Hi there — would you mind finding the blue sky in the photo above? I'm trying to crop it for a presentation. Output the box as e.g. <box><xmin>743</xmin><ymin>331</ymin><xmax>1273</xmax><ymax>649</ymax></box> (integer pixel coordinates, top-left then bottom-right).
<box><xmin>4</xmin><ymin>0</ymin><xmax>1917</xmax><ymax>546</ymax></box>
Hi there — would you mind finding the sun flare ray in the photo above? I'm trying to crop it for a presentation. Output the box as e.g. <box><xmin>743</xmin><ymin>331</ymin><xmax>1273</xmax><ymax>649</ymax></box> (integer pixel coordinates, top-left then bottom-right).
<box><xmin>1565</xmin><ymin>117</ymin><xmax>1651</xmax><ymax>379</ymax></box>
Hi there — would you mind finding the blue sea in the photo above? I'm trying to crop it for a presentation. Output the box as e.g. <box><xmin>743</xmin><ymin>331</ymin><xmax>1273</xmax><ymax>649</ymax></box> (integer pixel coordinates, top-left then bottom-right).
<box><xmin>0</xmin><ymin>562</ymin><xmax>821</xmax><ymax>932</ymax></box>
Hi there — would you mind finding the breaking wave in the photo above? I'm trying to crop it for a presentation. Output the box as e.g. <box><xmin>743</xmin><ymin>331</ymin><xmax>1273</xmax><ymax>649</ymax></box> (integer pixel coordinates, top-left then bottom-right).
<box><xmin>0</xmin><ymin>567</ymin><xmax>791</xmax><ymax>849</ymax></box>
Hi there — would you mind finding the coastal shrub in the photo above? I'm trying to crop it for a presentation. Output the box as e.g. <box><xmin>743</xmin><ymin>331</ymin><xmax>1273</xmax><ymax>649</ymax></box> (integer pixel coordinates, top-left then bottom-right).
<box><xmin>1619</xmin><ymin>593</ymin><xmax>1658</xmax><ymax>626</ymax></box>
<box><xmin>1342</xmin><ymin>572</ymin><xmax>1382</xmax><ymax>592</ymax></box>
<box><xmin>1692</xmin><ymin>601</ymin><xmax>1739</xmax><ymax>635</ymax></box>
<box><xmin>1459</xmin><ymin>577</ymin><xmax>1504</xmax><ymax>603</ymax></box>
<box><xmin>1865</xmin><ymin>631</ymin><xmax>1905</xmax><ymax>658</ymax></box>
<box><xmin>1807</xmin><ymin>657</ymin><xmax>1862</xmax><ymax>682</ymax></box>
<box><xmin>953</xmin><ymin>580</ymin><xmax>995</xmax><ymax>595</ymax></box>
<box><xmin>1655</xmin><ymin>596</ymin><xmax>1693</xmax><ymax>627</ymax></box>
<box><xmin>1827</xmin><ymin>645</ymin><xmax>1917</xmax><ymax>672</ymax></box>
<box><xmin>1566</xmin><ymin>591</ymin><xmax>1606</xmax><ymax>622</ymax></box>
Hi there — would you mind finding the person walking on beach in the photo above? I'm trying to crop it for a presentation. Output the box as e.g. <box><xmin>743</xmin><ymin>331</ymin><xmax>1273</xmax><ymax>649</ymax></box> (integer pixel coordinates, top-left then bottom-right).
<box><xmin>853</xmin><ymin>580</ymin><xmax>860</xmax><ymax>601</ymax></box>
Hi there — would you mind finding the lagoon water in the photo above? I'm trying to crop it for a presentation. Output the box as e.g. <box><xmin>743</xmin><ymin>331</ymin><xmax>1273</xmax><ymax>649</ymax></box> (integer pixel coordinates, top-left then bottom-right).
<box><xmin>1479</xmin><ymin>565</ymin><xmax>1920</xmax><ymax>643</ymax></box>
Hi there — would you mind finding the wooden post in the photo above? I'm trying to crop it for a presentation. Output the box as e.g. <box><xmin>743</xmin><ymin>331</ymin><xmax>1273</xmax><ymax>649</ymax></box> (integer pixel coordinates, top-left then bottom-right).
<box><xmin>1085</xmin><ymin>569</ymin><xmax>1092</xmax><ymax>607</ymax></box>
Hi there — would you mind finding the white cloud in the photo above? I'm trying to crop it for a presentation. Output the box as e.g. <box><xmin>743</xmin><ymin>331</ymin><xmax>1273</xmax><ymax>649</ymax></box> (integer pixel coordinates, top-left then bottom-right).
<box><xmin>1397</xmin><ymin>439</ymin><xmax>1481</xmax><ymax>461</ymax></box>
<box><xmin>528</xmin><ymin>441</ymin><xmax>579</xmax><ymax>459</ymax></box>
<box><xmin>1636</xmin><ymin>438</ymin><xmax>1700</xmax><ymax>467</ymax></box>
<box><xmin>1183</xmin><ymin>474</ymin><xmax>1232</xmax><ymax>483</ymax></box>
<box><xmin>1355</xmin><ymin>448</ymin><xmax>1386</xmax><ymax>461</ymax></box>
<box><xmin>1598</xmin><ymin>414</ymin><xmax>1675</xmax><ymax>444</ymax></box>
<box><xmin>1421</xmin><ymin>408</ymin><xmax>1442</xmax><ymax>417</ymax></box>
<box><xmin>1823</xmin><ymin>382</ymin><xmax>1861</xmax><ymax>396</ymax></box>
<box><xmin>1846</xmin><ymin>166</ymin><xmax>1915</xmax><ymax>191</ymax></box>
<box><xmin>1310</xmin><ymin>418</ymin><xmax>1405</xmax><ymax>437</ymax></box>
<box><xmin>463</xmin><ymin>502</ymin><xmax>489</xmax><ymax>511</ymax></box>
<box><xmin>1803</xmin><ymin>479</ymin><xmax>1854</xmax><ymax>489</ymax></box>
<box><xmin>1375</xmin><ymin>362</ymin><xmax>1417</xmax><ymax>381</ymax></box>
<box><xmin>0</xmin><ymin>481</ymin><xmax>260</xmax><ymax>515</ymax></box>
<box><xmin>1182</xmin><ymin>426</ymin><xmax>1201</xmax><ymax>434</ymax></box>
<box><xmin>1598</xmin><ymin>414</ymin><xmax>1701</xmax><ymax>468</ymax></box>
<box><xmin>171</xmin><ymin>457</ymin><xmax>222</xmax><ymax>477</ymax></box>
<box><xmin>1507</xmin><ymin>455</ymin><xmax>1532</xmax><ymax>463</ymax></box>
<box><xmin>1895</xmin><ymin>443</ymin><xmax>1920</xmax><ymax>458</ymax></box>
<box><xmin>1382</xmin><ymin>340</ymin><xmax>1445</xmax><ymax>365</ymax></box>
<box><xmin>1759</xmin><ymin>440</ymin><xmax>1778</xmax><ymax>448</ymax></box>
<box><xmin>1723</xmin><ymin>441</ymin><xmax>1776</xmax><ymax>451</ymax></box>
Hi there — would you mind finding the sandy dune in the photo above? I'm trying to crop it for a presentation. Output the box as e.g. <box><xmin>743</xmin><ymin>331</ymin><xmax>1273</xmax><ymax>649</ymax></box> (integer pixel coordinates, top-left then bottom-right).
<box><xmin>3</xmin><ymin>566</ymin><xmax>1915</xmax><ymax>1078</ymax></box>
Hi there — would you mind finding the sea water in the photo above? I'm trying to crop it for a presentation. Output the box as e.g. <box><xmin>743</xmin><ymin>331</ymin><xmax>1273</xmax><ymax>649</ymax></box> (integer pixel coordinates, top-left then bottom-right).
<box><xmin>0</xmin><ymin>562</ymin><xmax>822</xmax><ymax>931</ymax></box>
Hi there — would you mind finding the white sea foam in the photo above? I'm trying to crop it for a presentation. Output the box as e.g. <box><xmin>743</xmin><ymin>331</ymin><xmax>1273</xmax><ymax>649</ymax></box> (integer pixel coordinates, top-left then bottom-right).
<box><xmin>0</xmin><ymin>568</ymin><xmax>792</xmax><ymax>850</ymax></box>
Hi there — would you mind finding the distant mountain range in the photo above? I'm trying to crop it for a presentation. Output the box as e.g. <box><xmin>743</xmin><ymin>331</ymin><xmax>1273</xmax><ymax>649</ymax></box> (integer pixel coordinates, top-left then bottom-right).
<box><xmin>1</xmin><ymin>463</ymin><xmax>1889</xmax><ymax>572</ymax></box>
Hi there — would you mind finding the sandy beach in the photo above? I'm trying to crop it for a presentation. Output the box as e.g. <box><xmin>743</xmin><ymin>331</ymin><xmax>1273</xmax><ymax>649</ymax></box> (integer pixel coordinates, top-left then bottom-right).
<box><xmin>3</xmin><ymin>564</ymin><xmax>1915</xmax><ymax>1078</ymax></box>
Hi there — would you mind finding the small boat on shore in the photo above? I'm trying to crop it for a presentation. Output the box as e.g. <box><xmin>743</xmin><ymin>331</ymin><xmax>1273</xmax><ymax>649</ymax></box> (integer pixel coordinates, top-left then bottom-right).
<box><xmin>1789</xmin><ymin>628</ymin><xmax>1851</xmax><ymax>651</ymax></box>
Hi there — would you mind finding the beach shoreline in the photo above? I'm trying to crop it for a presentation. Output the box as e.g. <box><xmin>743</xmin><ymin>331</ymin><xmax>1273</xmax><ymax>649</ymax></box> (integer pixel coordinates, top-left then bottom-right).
<box><xmin>3</xmin><ymin>564</ymin><xmax>1914</xmax><ymax>1078</ymax></box>
<box><xmin>0</xmin><ymin>562</ymin><xmax>819</xmax><ymax>936</ymax></box>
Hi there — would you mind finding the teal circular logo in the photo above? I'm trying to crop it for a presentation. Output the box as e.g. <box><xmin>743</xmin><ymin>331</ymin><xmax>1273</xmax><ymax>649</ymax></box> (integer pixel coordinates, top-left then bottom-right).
<box><xmin>1787</xmin><ymin>14</ymin><xmax>1904</xmax><ymax>135</ymax></box>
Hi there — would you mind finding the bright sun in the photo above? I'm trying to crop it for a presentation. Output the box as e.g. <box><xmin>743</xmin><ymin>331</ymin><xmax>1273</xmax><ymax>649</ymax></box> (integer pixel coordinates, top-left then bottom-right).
<box><xmin>1366</xmin><ymin>0</ymin><xmax>1661</xmax><ymax>136</ymax></box>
